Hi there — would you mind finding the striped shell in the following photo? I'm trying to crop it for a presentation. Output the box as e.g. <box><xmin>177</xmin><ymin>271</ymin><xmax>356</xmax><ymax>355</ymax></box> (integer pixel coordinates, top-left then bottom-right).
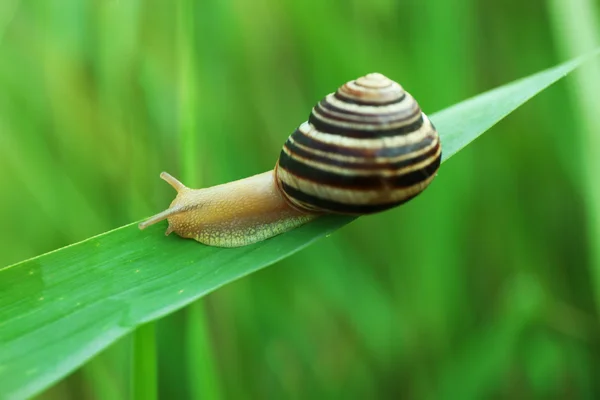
<box><xmin>275</xmin><ymin>73</ymin><xmax>441</xmax><ymax>215</ymax></box>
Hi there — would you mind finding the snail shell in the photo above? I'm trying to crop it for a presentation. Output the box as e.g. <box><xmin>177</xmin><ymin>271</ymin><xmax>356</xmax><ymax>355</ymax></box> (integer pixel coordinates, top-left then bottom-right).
<box><xmin>275</xmin><ymin>73</ymin><xmax>441</xmax><ymax>214</ymax></box>
<box><xmin>139</xmin><ymin>73</ymin><xmax>441</xmax><ymax>247</ymax></box>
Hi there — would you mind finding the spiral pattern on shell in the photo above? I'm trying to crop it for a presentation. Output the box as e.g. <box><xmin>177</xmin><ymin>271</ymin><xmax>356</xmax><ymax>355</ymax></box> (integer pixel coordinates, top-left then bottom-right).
<box><xmin>275</xmin><ymin>73</ymin><xmax>441</xmax><ymax>215</ymax></box>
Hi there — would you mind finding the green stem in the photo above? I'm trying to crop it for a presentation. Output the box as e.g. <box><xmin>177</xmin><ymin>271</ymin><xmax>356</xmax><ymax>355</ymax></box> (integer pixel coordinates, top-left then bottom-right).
<box><xmin>547</xmin><ymin>0</ymin><xmax>600</xmax><ymax>312</ymax></box>
<box><xmin>178</xmin><ymin>0</ymin><xmax>222</xmax><ymax>398</ymax></box>
<box><xmin>186</xmin><ymin>304</ymin><xmax>222</xmax><ymax>399</ymax></box>
<box><xmin>178</xmin><ymin>0</ymin><xmax>199</xmax><ymax>185</ymax></box>
<box><xmin>132</xmin><ymin>323</ymin><xmax>158</xmax><ymax>400</ymax></box>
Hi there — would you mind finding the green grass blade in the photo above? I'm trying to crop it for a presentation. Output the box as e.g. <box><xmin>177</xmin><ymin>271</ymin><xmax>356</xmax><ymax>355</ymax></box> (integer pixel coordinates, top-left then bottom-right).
<box><xmin>0</xmin><ymin>51</ymin><xmax>598</xmax><ymax>399</ymax></box>
<box><xmin>132</xmin><ymin>323</ymin><xmax>157</xmax><ymax>400</ymax></box>
<box><xmin>176</xmin><ymin>0</ymin><xmax>222</xmax><ymax>396</ymax></box>
<box><xmin>437</xmin><ymin>50</ymin><xmax>599</xmax><ymax>162</ymax></box>
<box><xmin>547</xmin><ymin>0</ymin><xmax>600</xmax><ymax>314</ymax></box>
<box><xmin>185</xmin><ymin>306</ymin><xmax>222</xmax><ymax>400</ymax></box>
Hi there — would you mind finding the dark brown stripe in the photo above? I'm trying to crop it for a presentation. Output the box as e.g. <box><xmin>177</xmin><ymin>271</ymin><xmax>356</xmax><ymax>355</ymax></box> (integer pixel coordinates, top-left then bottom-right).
<box><xmin>334</xmin><ymin>91</ymin><xmax>405</xmax><ymax>106</ymax></box>
<box><xmin>281</xmin><ymin>183</ymin><xmax>416</xmax><ymax>214</ymax></box>
<box><xmin>308</xmin><ymin>112</ymin><xmax>424</xmax><ymax>138</ymax></box>
<box><xmin>315</xmin><ymin>102</ymin><xmax>420</xmax><ymax>130</ymax></box>
<box><xmin>290</xmin><ymin>128</ymin><xmax>437</xmax><ymax>158</ymax></box>
<box><xmin>285</xmin><ymin>139</ymin><xmax>441</xmax><ymax>171</ymax></box>
<box><xmin>278</xmin><ymin>149</ymin><xmax>440</xmax><ymax>189</ymax></box>
<box><xmin>377</xmin><ymin>136</ymin><xmax>438</xmax><ymax>158</ymax></box>
<box><xmin>319</xmin><ymin>99</ymin><xmax>418</xmax><ymax>120</ymax></box>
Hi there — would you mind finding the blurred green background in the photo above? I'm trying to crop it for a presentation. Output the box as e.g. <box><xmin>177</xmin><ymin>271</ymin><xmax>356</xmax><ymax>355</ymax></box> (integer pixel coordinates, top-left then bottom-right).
<box><xmin>1</xmin><ymin>0</ymin><xmax>600</xmax><ymax>399</ymax></box>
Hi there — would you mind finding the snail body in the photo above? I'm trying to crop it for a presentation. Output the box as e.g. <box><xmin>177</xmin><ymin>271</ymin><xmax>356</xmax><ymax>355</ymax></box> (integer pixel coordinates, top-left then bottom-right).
<box><xmin>139</xmin><ymin>73</ymin><xmax>441</xmax><ymax>247</ymax></box>
<box><xmin>139</xmin><ymin>171</ymin><xmax>316</xmax><ymax>247</ymax></box>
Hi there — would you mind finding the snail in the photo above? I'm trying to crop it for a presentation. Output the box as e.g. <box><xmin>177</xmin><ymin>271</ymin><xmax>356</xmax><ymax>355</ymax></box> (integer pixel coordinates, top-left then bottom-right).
<box><xmin>139</xmin><ymin>73</ymin><xmax>441</xmax><ymax>247</ymax></box>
